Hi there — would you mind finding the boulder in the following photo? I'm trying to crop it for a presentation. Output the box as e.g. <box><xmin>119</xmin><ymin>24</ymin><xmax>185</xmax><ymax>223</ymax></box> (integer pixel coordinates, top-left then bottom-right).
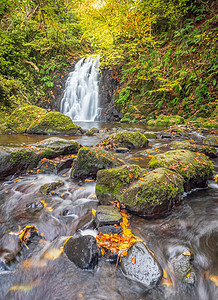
<box><xmin>64</xmin><ymin>235</ymin><xmax>98</xmax><ymax>270</ymax></box>
<box><xmin>109</xmin><ymin>131</ymin><xmax>148</xmax><ymax>149</ymax></box>
<box><xmin>121</xmin><ymin>242</ymin><xmax>163</xmax><ymax>288</ymax></box>
<box><xmin>0</xmin><ymin>137</ymin><xmax>79</xmax><ymax>178</ymax></box>
<box><xmin>147</xmin><ymin>115</ymin><xmax>184</xmax><ymax>127</ymax></box>
<box><xmin>203</xmin><ymin>134</ymin><xmax>218</xmax><ymax>147</ymax></box>
<box><xmin>118</xmin><ymin>168</ymin><xmax>184</xmax><ymax>218</ymax></box>
<box><xmin>96</xmin><ymin>165</ymin><xmax>143</xmax><ymax>205</ymax></box>
<box><xmin>71</xmin><ymin>146</ymin><xmax>123</xmax><ymax>179</ymax></box>
<box><xmin>171</xmin><ymin>141</ymin><xmax>217</xmax><ymax>158</ymax></box>
<box><xmin>27</xmin><ymin>111</ymin><xmax>83</xmax><ymax>135</ymax></box>
<box><xmin>143</xmin><ymin>132</ymin><xmax>157</xmax><ymax>139</ymax></box>
<box><xmin>86</xmin><ymin>127</ymin><xmax>99</xmax><ymax>136</ymax></box>
<box><xmin>149</xmin><ymin>150</ymin><xmax>213</xmax><ymax>191</ymax></box>
<box><xmin>39</xmin><ymin>181</ymin><xmax>64</xmax><ymax>195</ymax></box>
<box><xmin>37</xmin><ymin>155</ymin><xmax>76</xmax><ymax>174</ymax></box>
<box><xmin>94</xmin><ymin>205</ymin><xmax>122</xmax><ymax>227</ymax></box>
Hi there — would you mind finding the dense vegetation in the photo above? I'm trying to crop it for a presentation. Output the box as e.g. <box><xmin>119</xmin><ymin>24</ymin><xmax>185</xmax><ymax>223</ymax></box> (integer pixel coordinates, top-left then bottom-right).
<box><xmin>0</xmin><ymin>0</ymin><xmax>217</xmax><ymax>121</ymax></box>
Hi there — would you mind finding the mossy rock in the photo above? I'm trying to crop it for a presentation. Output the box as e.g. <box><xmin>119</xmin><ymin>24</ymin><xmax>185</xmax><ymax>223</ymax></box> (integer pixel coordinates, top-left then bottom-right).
<box><xmin>0</xmin><ymin>137</ymin><xmax>80</xmax><ymax>178</ymax></box>
<box><xmin>5</xmin><ymin>105</ymin><xmax>47</xmax><ymax>133</ymax></box>
<box><xmin>71</xmin><ymin>147</ymin><xmax>123</xmax><ymax>179</ymax></box>
<box><xmin>96</xmin><ymin>165</ymin><xmax>144</xmax><ymax>204</ymax></box>
<box><xmin>109</xmin><ymin>131</ymin><xmax>148</xmax><ymax>149</ymax></box>
<box><xmin>118</xmin><ymin>168</ymin><xmax>184</xmax><ymax>218</ymax></box>
<box><xmin>27</xmin><ymin>111</ymin><xmax>82</xmax><ymax>135</ymax></box>
<box><xmin>171</xmin><ymin>141</ymin><xmax>217</xmax><ymax>158</ymax></box>
<box><xmin>143</xmin><ymin>132</ymin><xmax>157</xmax><ymax>139</ymax></box>
<box><xmin>149</xmin><ymin>150</ymin><xmax>213</xmax><ymax>191</ymax></box>
<box><xmin>39</xmin><ymin>181</ymin><xmax>64</xmax><ymax>195</ymax></box>
<box><xmin>147</xmin><ymin>115</ymin><xmax>184</xmax><ymax>127</ymax></box>
<box><xmin>203</xmin><ymin>135</ymin><xmax>218</xmax><ymax>147</ymax></box>
<box><xmin>86</xmin><ymin>127</ymin><xmax>99</xmax><ymax>136</ymax></box>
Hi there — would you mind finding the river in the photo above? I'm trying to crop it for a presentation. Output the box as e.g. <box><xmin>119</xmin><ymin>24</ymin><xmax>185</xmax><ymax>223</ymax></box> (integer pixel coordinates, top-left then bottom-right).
<box><xmin>0</xmin><ymin>123</ymin><xmax>217</xmax><ymax>300</ymax></box>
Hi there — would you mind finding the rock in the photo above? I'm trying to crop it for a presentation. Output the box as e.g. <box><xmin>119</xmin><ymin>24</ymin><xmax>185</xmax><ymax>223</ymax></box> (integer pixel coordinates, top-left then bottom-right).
<box><xmin>143</xmin><ymin>132</ymin><xmax>157</xmax><ymax>139</ymax></box>
<box><xmin>115</xmin><ymin>147</ymin><xmax>129</xmax><ymax>153</ymax></box>
<box><xmin>118</xmin><ymin>168</ymin><xmax>184</xmax><ymax>218</ymax></box>
<box><xmin>5</xmin><ymin>105</ymin><xmax>47</xmax><ymax>134</ymax></box>
<box><xmin>98</xmin><ymin>225</ymin><xmax>122</xmax><ymax>235</ymax></box>
<box><xmin>0</xmin><ymin>137</ymin><xmax>79</xmax><ymax>178</ymax></box>
<box><xmin>171</xmin><ymin>141</ymin><xmax>217</xmax><ymax>158</ymax></box>
<box><xmin>170</xmin><ymin>252</ymin><xmax>196</xmax><ymax>284</ymax></box>
<box><xmin>147</xmin><ymin>115</ymin><xmax>184</xmax><ymax>127</ymax></box>
<box><xmin>149</xmin><ymin>149</ymin><xmax>213</xmax><ymax>191</ymax></box>
<box><xmin>121</xmin><ymin>242</ymin><xmax>163</xmax><ymax>288</ymax></box>
<box><xmin>203</xmin><ymin>134</ymin><xmax>218</xmax><ymax>147</ymax></box>
<box><xmin>96</xmin><ymin>165</ymin><xmax>143</xmax><ymax>205</ymax></box>
<box><xmin>71</xmin><ymin>146</ymin><xmax>122</xmax><ymax>179</ymax></box>
<box><xmin>27</xmin><ymin>111</ymin><xmax>83</xmax><ymax>135</ymax></box>
<box><xmin>64</xmin><ymin>235</ymin><xmax>98</xmax><ymax>269</ymax></box>
<box><xmin>109</xmin><ymin>131</ymin><xmax>148</xmax><ymax>149</ymax></box>
<box><xmin>39</xmin><ymin>181</ymin><xmax>64</xmax><ymax>195</ymax></box>
<box><xmin>86</xmin><ymin>128</ymin><xmax>99</xmax><ymax>136</ymax></box>
<box><xmin>95</xmin><ymin>206</ymin><xmax>122</xmax><ymax>227</ymax></box>
<box><xmin>37</xmin><ymin>155</ymin><xmax>75</xmax><ymax>174</ymax></box>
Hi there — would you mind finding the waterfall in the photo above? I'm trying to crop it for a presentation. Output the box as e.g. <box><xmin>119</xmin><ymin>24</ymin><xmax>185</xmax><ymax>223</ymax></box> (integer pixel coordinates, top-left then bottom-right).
<box><xmin>60</xmin><ymin>56</ymin><xmax>100</xmax><ymax>121</ymax></box>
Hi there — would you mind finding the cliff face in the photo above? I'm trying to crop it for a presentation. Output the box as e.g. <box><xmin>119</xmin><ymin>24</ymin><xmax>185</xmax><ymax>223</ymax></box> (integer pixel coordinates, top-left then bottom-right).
<box><xmin>99</xmin><ymin>68</ymin><xmax>121</xmax><ymax>121</ymax></box>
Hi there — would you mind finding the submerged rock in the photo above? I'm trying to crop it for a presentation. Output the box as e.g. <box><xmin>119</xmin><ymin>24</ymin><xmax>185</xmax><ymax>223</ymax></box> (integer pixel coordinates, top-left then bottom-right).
<box><xmin>109</xmin><ymin>131</ymin><xmax>148</xmax><ymax>149</ymax></box>
<box><xmin>96</xmin><ymin>165</ymin><xmax>143</xmax><ymax>205</ymax></box>
<box><xmin>64</xmin><ymin>235</ymin><xmax>98</xmax><ymax>270</ymax></box>
<box><xmin>86</xmin><ymin>127</ymin><xmax>99</xmax><ymax>136</ymax></box>
<box><xmin>171</xmin><ymin>141</ymin><xmax>217</xmax><ymax>158</ymax></box>
<box><xmin>121</xmin><ymin>242</ymin><xmax>163</xmax><ymax>288</ymax></box>
<box><xmin>37</xmin><ymin>155</ymin><xmax>76</xmax><ymax>174</ymax></box>
<box><xmin>170</xmin><ymin>252</ymin><xmax>196</xmax><ymax>284</ymax></box>
<box><xmin>149</xmin><ymin>149</ymin><xmax>213</xmax><ymax>191</ymax></box>
<box><xmin>71</xmin><ymin>146</ymin><xmax>122</xmax><ymax>179</ymax></box>
<box><xmin>95</xmin><ymin>205</ymin><xmax>122</xmax><ymax>227</ymax></box>
<box><xmin>0</xmin><ymin>137</ymin><xmax>79</xmax><ymax>178</ymax></box>
<box><xmin>39</xmin><ymin>181</ymin><xmax>64</xmax><ymax>195</ymax></box>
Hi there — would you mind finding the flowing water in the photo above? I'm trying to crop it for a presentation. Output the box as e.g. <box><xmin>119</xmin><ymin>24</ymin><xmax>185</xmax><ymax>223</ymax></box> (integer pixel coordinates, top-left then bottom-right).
<box><xmin>0</xmin><ymin>124</ymin><xmax>217</xmax><ymax>300</ymax></box>
<box><xmin>60</xmin><ymin>57</ymin><xmax>100</xmax><ymax>121</ymax></box>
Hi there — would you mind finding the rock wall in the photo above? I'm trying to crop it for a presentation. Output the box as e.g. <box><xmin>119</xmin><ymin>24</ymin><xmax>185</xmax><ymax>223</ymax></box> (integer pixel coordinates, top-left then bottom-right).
<box><xmin>98</xmin><ymin>68</ymin><xmax>121</xmax><ymax>121</ymax></box>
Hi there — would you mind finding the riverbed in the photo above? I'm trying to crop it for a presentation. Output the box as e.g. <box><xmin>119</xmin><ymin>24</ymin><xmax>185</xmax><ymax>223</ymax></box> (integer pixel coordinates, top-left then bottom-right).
<box><xmin>0</xmin><ymin>123</ymin><xmax>217</xmax><ymax>300</ymax></box>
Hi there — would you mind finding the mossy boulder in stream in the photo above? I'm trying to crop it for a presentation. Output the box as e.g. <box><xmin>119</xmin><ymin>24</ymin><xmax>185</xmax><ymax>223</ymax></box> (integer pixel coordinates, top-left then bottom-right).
<box><xmin>96</xmin><ymin>165</ymin><xmax>143</xmax><ymax>205</ymax></box>
<box><xmin>27</xmin><ymin>111</ymin><xmax>82</xmax><ymax>135</ymax></box>
<box><xmin>109</xmin><ymin>131</ymin><xmax>148</xmax><ymax>149</ymax></box>
<box><xmin>171</xmin><ymin>141</ymin><xmax>217</xmax><ymax>158</ymax></box>
<box><xmin>147</xmin><ymin>115</ymin><xmax>184</xmax><ymax>127</ymax></box>
<box><xmin>0</xmin><ymin>137</ymin><xmax>80</xmax><ymax>178</ymax></box>
<box><xmin>71</xmin><ymin>147</ymin><xmax>123</xmax><ymax>179</ymax></box>
<box><xmin>203</xmin><ymin>134</ymin><xmax>218</xmax><ymax>147</ymax></box>
<box><xmin>149</xmin><ymin>149</ymin><xmax>213</xmax><ymax>191</ymax></box>
<box><xmin>96</xmin><ymin>167</ymin><xmax>184</xmax><ymax>218</ymax></box>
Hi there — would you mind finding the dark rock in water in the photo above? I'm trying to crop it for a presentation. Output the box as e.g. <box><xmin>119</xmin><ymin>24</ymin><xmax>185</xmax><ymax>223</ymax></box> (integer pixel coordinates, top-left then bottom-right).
<box><xmin>64</xmin><ymin>235</ymin><xmax>98</xmax><ymax>270</ymax></box>
<box><xmin>39</xmin><ymin>181</ymin><xmax>64</xmax><ymax>195</ymax></box>
<box><xmin>98</xmin><ymin>225</ymin><xmax>122</xmax><ymax>235</ymax></box>
<box><xmin>161</xmin><ymin>133</ymin><xmax>172</xmax><ymax>139</ymax></box>
<box><xmin>115</xmin><ymin>147</ymin><xmax>129</xmax><ymax>153</ymax></box>
<box><xmin>170</xmin><ymin>252</ymin><xmax>196</xmax><ymax>284</ymax></box>
<box><xmin>149</xmin><ymin>149</ymin><xmax>213</xmax><ymax>192</ymax></box>
<box><xmin>25</xmin><ymin>201</ymin><xmax>44</xmax><ymax>212</ymax></box>
<box><xmin>37</xmin><ymin>156</ymin><xmax>75</xmax><ymax>174</ymax></box>
<box><xmin>121</xmin><ymin>242</ymin><xmax>163</xmax><ymax>288</ymax></box>
<box><xmin>95</xmin><ymin>206</ymin><xmax>122</xmax><ymax>227</ymax></box>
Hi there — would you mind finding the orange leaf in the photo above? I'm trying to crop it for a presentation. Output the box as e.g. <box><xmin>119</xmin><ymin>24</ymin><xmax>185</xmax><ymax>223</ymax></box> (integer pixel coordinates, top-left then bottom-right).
<box><xmin>129</xmin><ymin>173</ymin><xmax>133</xmax><ymax>179</ymax></box>
<box><xmin>131</xmin><ymin>257</ymin><xmax>136</xmax><ymax>265</ymax></box>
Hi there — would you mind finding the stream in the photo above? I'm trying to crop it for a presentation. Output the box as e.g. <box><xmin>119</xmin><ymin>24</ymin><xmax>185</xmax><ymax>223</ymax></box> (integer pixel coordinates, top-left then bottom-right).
<box><xmin>0</xmin><ymin>122</ymin><xmax>217</xmax><ymax>300</ymax></box>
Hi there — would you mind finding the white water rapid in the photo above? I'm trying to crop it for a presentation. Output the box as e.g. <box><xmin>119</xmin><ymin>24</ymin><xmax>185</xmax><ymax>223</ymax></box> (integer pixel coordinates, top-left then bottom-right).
<box><xmin>60</xmin><ymin>56</ymin><xmax>100</xmax><ymax>121</ymax></box>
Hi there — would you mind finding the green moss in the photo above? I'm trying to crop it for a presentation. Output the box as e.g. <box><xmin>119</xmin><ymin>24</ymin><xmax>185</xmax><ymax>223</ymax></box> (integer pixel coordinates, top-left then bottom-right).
<box><xmin>172</xmin><ymin>141</ymin><xmax>217</xmax><ymax>158</ymax></box>
<box><xmin>149</xmin><ymin>149</ymin><xmax>213</xmax><ymax>190</ymax></box>
<box><xmin>203</xmin><ymin>135</ymin><xmax>218</xmax><ymax>147</ymax></box>
<box><xmin>5</xmin><ymin>105</ymin><xmax>47</xmax><ymax>133</ymax></box>
<box><xmin>96</xmin><ymin>165</ymin><xmax>143</xmax><ymax>203</ymax></box>
<box><xmin>110</xmin><ymin>131</ymin><xmax>148</xmax><ymax>149</ymax></box>
<box><xmin>143</xmin><ymin>132</ymin><xmax>157</xmax><ymax>139</ymax></box>
<box><xmin>27</xmin><ymin>111</ymin><xmax>82</xmax><ymax>135</ymax></box>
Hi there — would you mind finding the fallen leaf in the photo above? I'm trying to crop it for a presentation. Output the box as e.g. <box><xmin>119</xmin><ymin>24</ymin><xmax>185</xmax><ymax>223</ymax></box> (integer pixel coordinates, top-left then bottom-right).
<box><xmin>44</xmin><ymin>248</ymin><xmax>63</xmax><ymax>260</ymax></box>
<box><xmin>131</xmin><ymin>256</ymin><xmax>136</xmax><ymax>265</ymax></box>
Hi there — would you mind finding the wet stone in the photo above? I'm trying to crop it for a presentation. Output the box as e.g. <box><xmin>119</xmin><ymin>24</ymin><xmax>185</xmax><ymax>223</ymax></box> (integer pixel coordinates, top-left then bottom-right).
<box><xmin>39</xmin><ymin>181</ymin><xmax>64</xmax><ymax>195</ymax></box>
<box><xmin>115</xmin><ymin>148</ymin><xmax>129</xmax><ymax>153</ymax></box>
<box><xmin>98</xmin><ymin>225</ymin><xmax>122</xmax><ymax>235</ymax></box>
<box><xmin>121</xmin><ymin>242</ymin><xmax>163</xmax><ymax>288</ymax></box>
<box><xmin>170</xmin><ymin>252</ymin><xmax>196</xmax><ymax>284</ymax></box>
<box><xmin>25</xmin><ymin>201</ymin><xmax>44</xmax><ymax>212</ymax></box>
<box><xmin>95</xmin><ymin>206</ymin><xmax>122</xmax><ymax>227</ymax></box>
<box><xmin>64</xmin><ymin>235</ymin><xmax>98</xmax><ymax>270</ymax></box>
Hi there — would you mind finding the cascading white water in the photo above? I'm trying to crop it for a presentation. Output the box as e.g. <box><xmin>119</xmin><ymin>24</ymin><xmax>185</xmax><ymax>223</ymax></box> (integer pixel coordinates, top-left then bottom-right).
<box><xmin>60</xmin><ymin>56</ymin><xmax>100</xmax><ymax>121</ymax></box>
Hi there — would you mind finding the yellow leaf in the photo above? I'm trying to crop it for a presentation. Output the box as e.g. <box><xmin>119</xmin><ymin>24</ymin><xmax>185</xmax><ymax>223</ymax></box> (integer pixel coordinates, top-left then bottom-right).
<box><xmin>209</xmin><ymin>275</ymin><xmax>218</xmax><ymax>286</ymax></box>
<box><xmin>44</xmin><ymin>248</ymin><xmax>63</xmax><ymax>260</ymax></box>
<box><xmin>92</xmin><ymin>208</ymin><xmax>96</xmax><ymax>216</ymax></box>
